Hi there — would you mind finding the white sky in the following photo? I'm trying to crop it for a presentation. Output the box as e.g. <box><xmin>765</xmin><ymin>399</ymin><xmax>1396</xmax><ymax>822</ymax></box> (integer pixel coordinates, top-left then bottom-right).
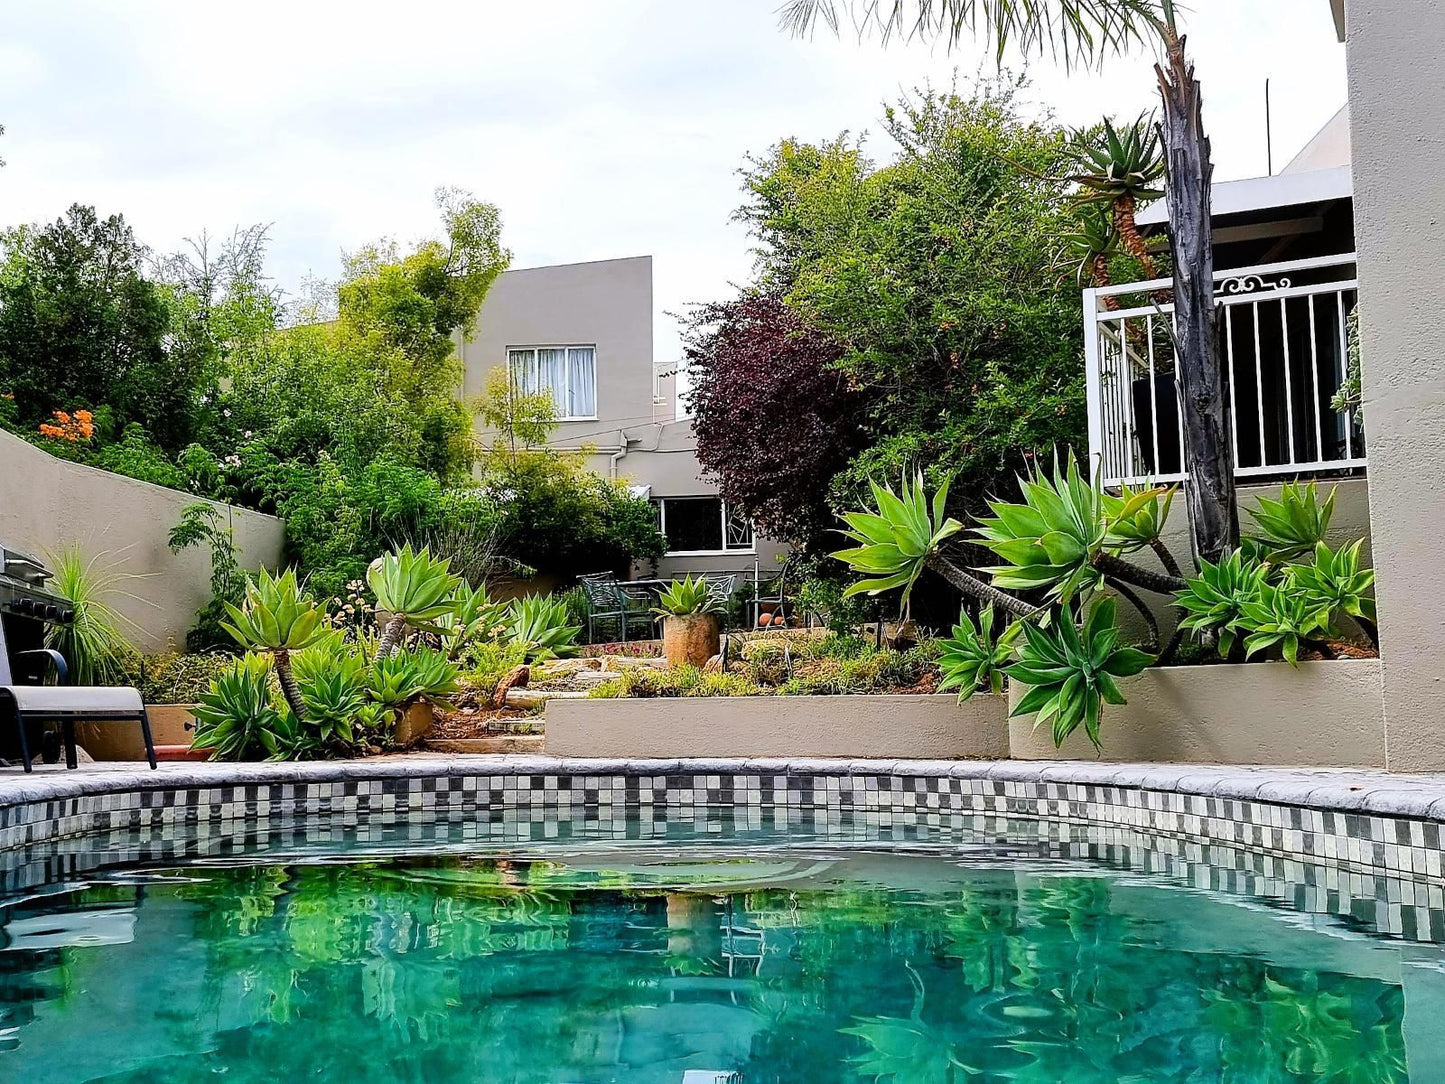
<box><xmin>0</xmin><ymin>1</ymin><xmax>1346</xmax><ymax>360</ymax></box>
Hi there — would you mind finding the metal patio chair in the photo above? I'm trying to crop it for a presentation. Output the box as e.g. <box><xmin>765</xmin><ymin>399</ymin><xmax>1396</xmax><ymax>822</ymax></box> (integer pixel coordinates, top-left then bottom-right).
<box><xmin>1</xmin><ymin>649</ymin><xmax>156</xmax><ymax>772</ymax></box>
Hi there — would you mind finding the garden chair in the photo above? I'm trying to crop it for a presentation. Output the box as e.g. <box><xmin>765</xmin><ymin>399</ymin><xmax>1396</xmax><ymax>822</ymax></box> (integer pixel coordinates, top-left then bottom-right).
<box><xmin>0</xmin><ymin>649</ymin><xmax>156</xmax><ymax>772</ymax></box>
<box><xmin>580</xmin><ymin>576</ymin><xmax>653</xmax><ymax>644</ymax></box>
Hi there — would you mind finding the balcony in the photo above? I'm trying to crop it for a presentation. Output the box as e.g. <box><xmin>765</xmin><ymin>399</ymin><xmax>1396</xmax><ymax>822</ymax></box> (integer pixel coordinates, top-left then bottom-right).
<box><xmin>1085</xmin><ymin>253</ymin><xmax>1363</xmax><ymax>488</ymax></box>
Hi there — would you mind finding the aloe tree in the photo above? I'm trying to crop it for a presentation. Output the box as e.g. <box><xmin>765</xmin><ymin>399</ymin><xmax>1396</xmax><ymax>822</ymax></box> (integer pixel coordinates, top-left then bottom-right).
<box><xmin>1066</xmin><ymin>114</ymin><xmax>1165</xmax><ymax>278</ymax></box>
<box><xmin>221</xmin><ymin>568</ymin><xmax>329</xmax><ymax>720</ymax></box>
<box><xmin>367</xmin><ymin>545</ymin><xmax>462</xmax><ymax>658</ymax></box>
<box><xmin>781</xmin><ymin>0</ymin><xmax>1238</xmax><ymax>563</ymax></box>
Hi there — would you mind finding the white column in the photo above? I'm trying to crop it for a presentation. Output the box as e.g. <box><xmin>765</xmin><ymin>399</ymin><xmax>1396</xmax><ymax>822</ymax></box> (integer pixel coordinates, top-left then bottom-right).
<box><xmin>1346</xmin><ymin>1</ymin><xmax>1445</xmax><ymax>770</ymax></box>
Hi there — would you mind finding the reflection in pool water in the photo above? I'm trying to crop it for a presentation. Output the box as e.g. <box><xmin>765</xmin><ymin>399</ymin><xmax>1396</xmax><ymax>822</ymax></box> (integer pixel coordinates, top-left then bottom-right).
<box><xmin>0</xmin><ymin>839</ymin><xmax>1438</xmax><ymax>1082</ymax></box>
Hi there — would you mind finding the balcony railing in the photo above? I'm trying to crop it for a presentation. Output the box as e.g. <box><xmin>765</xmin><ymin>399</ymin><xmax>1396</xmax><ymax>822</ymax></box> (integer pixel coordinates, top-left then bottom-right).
<box><xmin>1085</xmin><ymin>253</ymin><xmax>1365</xmax><ymax>488</ymax></box>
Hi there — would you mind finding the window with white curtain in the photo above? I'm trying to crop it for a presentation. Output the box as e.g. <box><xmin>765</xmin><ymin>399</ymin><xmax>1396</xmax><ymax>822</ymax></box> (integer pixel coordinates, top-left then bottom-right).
<box><xmin>507</xmin><ymin>345</ymin><xmax>597</xmax><ymax>419</ymax></box>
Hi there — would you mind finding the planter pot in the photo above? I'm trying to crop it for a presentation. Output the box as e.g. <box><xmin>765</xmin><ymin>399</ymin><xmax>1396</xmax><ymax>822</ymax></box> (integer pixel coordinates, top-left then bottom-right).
<box><xmin>78</xmin><ymin>703</ymin><xmax>200</xmax><ymax>761</ymax></box>
<box><xmin>547</xmin><ymin>693</ymin><xmax>1009</xmax><ymax>759</ymax></box>
<box><xmin>1007</xmin><ymin>658</ymin><xmax>1385</xmax><ymax>767</ymax></box>
<box><xmin>394</xmin><ymin>701</ymin><xmax>435</xmax><ymax>748</ymax></box>
<box><xmin>662</xmin><ymin>614</ymin><xmax>720</xmax><ymax>669</ymax></box>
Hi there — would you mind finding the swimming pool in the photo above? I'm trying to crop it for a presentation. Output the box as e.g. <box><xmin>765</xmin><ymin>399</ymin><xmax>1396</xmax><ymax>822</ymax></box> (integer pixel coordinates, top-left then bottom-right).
<box><xmin>3</xmin><ymin>759</ymin><xmax>1444</xmax><ymax>1082</ymax></box>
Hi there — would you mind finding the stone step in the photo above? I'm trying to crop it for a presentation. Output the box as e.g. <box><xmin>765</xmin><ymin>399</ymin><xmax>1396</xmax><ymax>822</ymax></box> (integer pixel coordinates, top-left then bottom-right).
<box><xmin>505</xmin><ymin>688</ymin><xmax>591</xmax><ymax>710</ymax></box>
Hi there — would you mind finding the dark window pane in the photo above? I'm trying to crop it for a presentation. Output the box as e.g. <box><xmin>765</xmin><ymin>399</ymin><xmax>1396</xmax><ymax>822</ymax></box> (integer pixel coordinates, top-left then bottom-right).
<box><xmin>663</xmin><ymin>497</ymin><xmax>722</xmax><ymax>552</ymax></box>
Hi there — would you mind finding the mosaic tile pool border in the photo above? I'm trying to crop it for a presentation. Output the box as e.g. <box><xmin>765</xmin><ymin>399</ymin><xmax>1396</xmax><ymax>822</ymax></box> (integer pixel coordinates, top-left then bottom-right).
<box><xmin>2</xmin><ymin>757</ymin><xmax>1445</xmax><ymax>942</ymax></box>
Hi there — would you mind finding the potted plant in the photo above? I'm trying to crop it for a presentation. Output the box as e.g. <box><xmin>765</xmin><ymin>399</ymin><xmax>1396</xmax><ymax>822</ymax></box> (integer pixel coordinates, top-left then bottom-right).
<box><xmin>653</xmin><ymin>575</ymin><xmax>726</xmax><ymax>668</ymax></box>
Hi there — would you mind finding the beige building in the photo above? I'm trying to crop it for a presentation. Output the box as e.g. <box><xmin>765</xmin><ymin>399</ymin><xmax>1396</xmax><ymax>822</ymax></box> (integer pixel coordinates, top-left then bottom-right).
<box><xmin>459</xmin><ymin>255</ymin><xmax>788</xmax><ymax>579</ymax></box>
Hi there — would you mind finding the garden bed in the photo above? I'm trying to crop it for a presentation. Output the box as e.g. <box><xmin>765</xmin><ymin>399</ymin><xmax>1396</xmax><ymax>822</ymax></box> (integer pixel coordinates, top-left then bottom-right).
<box><xmin>545</xmin><ymin>693</ymin><xmax>1009</xmax><ymax>759</ymax></box>
<box><xmin>1007</xmin><ymin>658</ymin><xmax>1385</xmax><ymax>767</ymax></box>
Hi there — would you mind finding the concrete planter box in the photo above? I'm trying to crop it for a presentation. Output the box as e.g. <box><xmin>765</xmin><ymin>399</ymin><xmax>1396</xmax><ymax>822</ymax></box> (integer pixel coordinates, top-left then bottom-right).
<box><xmin>78</xmin><ymin>703</ymin><xmax>197</xmax><ymax>761</ymax></box>
<box><xmin>1008</xmin><ymin>659</ymin><xmax>1385</xmax><ymax>767</ymax></box>
<box><xmin>546</xmin><ymin>692</ymin><xmax>1008</xmax><ymax>760</ymax></box>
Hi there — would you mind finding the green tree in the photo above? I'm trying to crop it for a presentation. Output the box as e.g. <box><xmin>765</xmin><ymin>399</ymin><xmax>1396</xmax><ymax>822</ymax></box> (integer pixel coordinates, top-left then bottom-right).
<box><xmin>0</xmin><ymin>204</ymin><xmax>188</xmax><ymax>447</ymax></box>
<box><xmin>732</xmin><ymin>82</ymin><xmax>1084</xmax><ymax>522</ymax></box>
<box><xmin>781</xmin><ymin>0</ymin><xmax>1238</xmax><ymax>563</ymax></box>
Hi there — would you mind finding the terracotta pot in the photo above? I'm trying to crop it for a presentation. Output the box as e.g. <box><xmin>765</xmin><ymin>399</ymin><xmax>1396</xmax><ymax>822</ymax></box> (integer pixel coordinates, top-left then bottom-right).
<box><xmin>662</xmin><ymin>614</ymin><xmax>720</xmax><ymax>669</ymax></box>
<box><xmin>393</xmin><ymin>701</ymin><xmax>435</xmax><ymax>748</ymax></box>
<box><xmin>77</xmin><ymin>704</ymin><xmax>198</xmax><ymax>761</ymax></box>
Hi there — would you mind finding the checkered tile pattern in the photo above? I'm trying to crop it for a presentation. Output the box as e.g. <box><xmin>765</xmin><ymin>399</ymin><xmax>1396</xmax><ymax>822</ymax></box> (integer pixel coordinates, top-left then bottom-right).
<box><xmin>2</xmin><ymin>770</ymin><xmax>1443</xmax><ymax>941</ymax></box>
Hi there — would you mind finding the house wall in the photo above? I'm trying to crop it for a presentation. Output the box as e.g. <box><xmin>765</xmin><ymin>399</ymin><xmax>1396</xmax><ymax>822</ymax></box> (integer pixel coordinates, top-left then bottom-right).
<box><xmin>0</xmin><ymin>429</ymin><xmax>284</xmax><ymax>653</ymax></box>
<box><xmin>1345</xmin><ymin>0</ymin><xmax>1445</xmax><ymax>771</ymax></box>
<box><xmin>462</xmin><ymin>257</ymin><xmax>790</xmax><ymax>581</ymax></box>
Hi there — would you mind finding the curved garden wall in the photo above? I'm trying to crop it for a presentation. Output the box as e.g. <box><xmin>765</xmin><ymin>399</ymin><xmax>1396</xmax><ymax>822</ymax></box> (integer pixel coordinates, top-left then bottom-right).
<box><xmin>0</xmin><ymin>429</ymin><xmax>283</xmax><ymax>650</ymax></box>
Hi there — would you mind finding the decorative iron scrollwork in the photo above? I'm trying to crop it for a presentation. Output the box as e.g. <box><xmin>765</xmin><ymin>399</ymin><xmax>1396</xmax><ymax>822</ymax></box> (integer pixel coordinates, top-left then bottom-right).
<box><xmin>1216</xmin><ymin>274</ymin><xmax>1293</xmax><ymax>296</ymax></box>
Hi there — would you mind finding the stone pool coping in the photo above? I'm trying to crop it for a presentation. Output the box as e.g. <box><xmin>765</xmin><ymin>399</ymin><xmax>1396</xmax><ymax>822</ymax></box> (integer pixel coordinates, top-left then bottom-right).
<box><xmin>6</xmin><ymin>755</ymin><xmax>1445</xmax><ymax>821</ymax></box>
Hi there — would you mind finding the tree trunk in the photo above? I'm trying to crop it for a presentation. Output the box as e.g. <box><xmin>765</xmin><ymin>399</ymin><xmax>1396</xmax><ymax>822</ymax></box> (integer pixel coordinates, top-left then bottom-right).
<box><xmin>1156</xmin><ymin>34</ymin><xmax>1238</xmax><ymax>564</ymax></box>
<box><xmin>274</xmin><ymin>649</ymin><xmax>306</xmax><ymax>722</ymax></box>
<box><xmin>377</xmin><ymin>613</ymin><xmax>408</xmax><ymax>658</ymax></box>
<box><xmin>1112</xmin><ymin>193</ymin><xmax>1158</xmax><ymax>278</ymax></box>
<box><xmin>923</xmin><ymin>553</ymin><xmax>1033</xmax><ymax>619</ymax></box>
<box><xmin>1091</xmin><ymin>254</ymin><xmax>1121</xmax><ymax>311</ymax></box>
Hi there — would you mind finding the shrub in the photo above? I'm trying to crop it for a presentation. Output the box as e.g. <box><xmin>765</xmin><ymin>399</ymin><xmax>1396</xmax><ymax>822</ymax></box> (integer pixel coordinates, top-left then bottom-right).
<box><xmin>588</xmin><ymin>665</ymin><xmax>765</xmax><ymax>699</ymax></box>
<box><xmin>120</xmin><ymin>651</ymin><xmax>236</xmax><ymax>703</ymax></box>
<box><xmin>43</xmin><ymin>545</ymin><xmax>137</xmax><ymax>686</ymax></box>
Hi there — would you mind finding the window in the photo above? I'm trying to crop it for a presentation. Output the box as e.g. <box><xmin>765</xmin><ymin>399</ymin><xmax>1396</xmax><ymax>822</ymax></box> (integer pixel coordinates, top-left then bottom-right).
<box><xmin>508</xmin><ymin>345</ymin><xmax>596</xmax><ymax>419</ymax></box>
<box><xmin>653</xmin><ymin>496</ymin><xmax>754</xmax><ymax>555</ymax></box>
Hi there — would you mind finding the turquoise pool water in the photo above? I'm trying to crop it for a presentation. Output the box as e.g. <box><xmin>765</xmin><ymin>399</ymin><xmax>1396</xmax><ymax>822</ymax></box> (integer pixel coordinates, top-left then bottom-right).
<box><xmin>2</xmin><ymin>826</ymin><xmax>1440</xmax><ymax>1082</ymax></box>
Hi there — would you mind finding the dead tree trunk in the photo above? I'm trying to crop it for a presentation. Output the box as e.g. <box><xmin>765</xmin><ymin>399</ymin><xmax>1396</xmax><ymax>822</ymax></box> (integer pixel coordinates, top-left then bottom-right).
<box><xmin>1156</xmin><ymin>33</ymin><xmax>1238</xmax><ymax>564</ymax></box>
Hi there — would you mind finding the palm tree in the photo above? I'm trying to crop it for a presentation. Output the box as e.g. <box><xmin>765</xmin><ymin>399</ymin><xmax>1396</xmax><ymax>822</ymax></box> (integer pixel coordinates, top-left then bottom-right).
<box><xmin>1066</xmin><ymin>114</ymin><xmax>1165</xmax><ymax>279</ymax></box>
<box><xmin>781</xmin><ymin>0</ymin><xmax>1238</xmax><ymax>562</ymax></box>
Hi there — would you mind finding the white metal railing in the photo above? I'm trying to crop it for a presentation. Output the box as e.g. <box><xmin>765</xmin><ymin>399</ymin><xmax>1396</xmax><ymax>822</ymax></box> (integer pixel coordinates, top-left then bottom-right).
<box><xmin>1085</xmin><ymin>253</ymin><xmax>1365</xmax><ymax>488</ymax></box>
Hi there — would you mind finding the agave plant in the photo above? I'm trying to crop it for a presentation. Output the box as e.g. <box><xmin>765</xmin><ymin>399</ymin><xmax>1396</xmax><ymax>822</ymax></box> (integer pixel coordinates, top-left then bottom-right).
<box><xmin>652</xmin><ymin>575</ymin><xmax>726</xmax><ymax>618</ymax></box>
<box><xmin>1174</xmin><ymin>550</ymin><xmax>1270</xmax><ymax>659</ymax></box>
<box><xmin>1245</xmin><ymin>482</ymin><xmax>1336</xmax><ymax>561</ymax></box>
<box><xmin>833</xmin><ymin>472</ymin><xmax>998</xmax><ymax>613</ymax></box>
<box><xmin>937</xmin><ymin>606</ymin><xmax>1019</xmax><ymax>701</ymax></box>
<box><xmin>367</xmin><ymin>647</ymin><xmax>459</xmax><ymax>711</ymax></box>
<box><xmin>368</xmin><ymin>545</ymin><xmax>462</xmax><ymax>657</ymax></box>
<box><xmin>191</xmin><ymin>655</ymin><xmax>288</xmax><ymax>761</ymax></box>
<box><xmin>1066</xmin><ymin>114</ymin><xmax>1166</xmax><ymax>276</ymax></box>
<box><xmin>1007</xmin><ymin>597</ymin><xmax>1154</xmax><ymax>750</ymax></box>
<box><xmin>1287</xmin><ymin>540</ymin><xmax>1377</xmax><ymax>645</ymax></box>
<box><xmin>504</xmin><ymin>595</ymin><xmax>581</xmax><ymax>662</ymax></box>
<box><xmin>434</xmin><ymin>581</ymin><xmax>506</xmax><ymax>661</ymax></box>
<box><xmin>1102</xmin><ymin>483</ymin><xmax>1177</xmax><ymax>564</ymax></box>
<box><xmin>221</xmin><ymin>568</ymin><xmax>329</xmax><ymax>720</ymax></box>
<box><xmin>1237</xmin><ymin>581</ymin><xmax>1334</xmax><ymax>666</ymax></box>
<box><xmin>297</xmin><ymin>656</ymin><xmax>368</xmax><ymax>748</ymax></box>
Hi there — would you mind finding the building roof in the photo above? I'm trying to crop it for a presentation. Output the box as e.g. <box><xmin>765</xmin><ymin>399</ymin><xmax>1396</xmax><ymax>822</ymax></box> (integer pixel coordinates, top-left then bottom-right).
<box><xmin>1136</xmin><ymin>164</ymin><xmax>1352</xmax><ymax>227</ymax></box>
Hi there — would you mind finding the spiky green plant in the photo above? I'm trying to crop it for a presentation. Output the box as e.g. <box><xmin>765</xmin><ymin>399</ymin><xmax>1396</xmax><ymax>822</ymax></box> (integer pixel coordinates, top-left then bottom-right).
<box><xmin>832</xmin><ymin>472</ymin><xmax>964</xmax><ymax>610</ymax></box>
<box><xmin>1287</xmin><ymin>540</ymin><xmax>1377</xmax><ymax>644</ymax></box>
<box><xmin>367</xmin><ymin>545</ymin><xmax>462</xmax><ymax>657</ymax></box>
<box><xmin>1007</xmin><ymin>597</ymin><xmax>1154</xmax><ymax>749</ymax></box>
<box><xmin>937</xmin><ymin>606</ymin><xmax>1019</xmax><ymax>700</ymax></box>
<box><xmin>43</xmin><ymin>545</ymin><xmax>140</xmax><ymax>686</ymax></box>
<box><xmin>1174</xmin><ymin>550</ymin><xmax>1270</xmax><ymax>658</ymax></box>
<box><xmin>297</xmin><ymin>659</ymin><xmax>368</xmax><ymax>748</ymax></box>
<box><xmin>221</xmin><ymin>568</ymin><xmax>329</xmax><ymax>720</ymax></box>
<box><xmin>1237</xmin><ymin>581</ymin><xmax>1333</xmax><ymax>666</ymax></box>
<box><xmin>1245</xmin><ymin>482</ymin><xmax>1336</xmax><ymax>561</ymax></box>
<box><xmin>367</xmin><ymin>646</ymin><xmax>460</xmax><ymax>714</ymax></box>
<box><xmin>975</xmin><ymin>453</ymin><xmax>1109</xmax><ymax>604</ymax></box>
<box><xmin>652</xmin><ymin>575</ymin><xmax>726</xmax><ymax>617</ymax></box>
<box><xmin>1102</xmin><ymin>483</ymin><xmax>1175</xmax><ymax>555</ymax></box>
<box><xmin>434</xmin><ymin>581</ymin><xmax>506</xmax><ymax>661</ymax></box>
<box><xmin>503</xmin><ymin>595</ymin><xmax>582</xmax><ymax>662</ymax></box>
<box><xmin>1059</xmin><ymin>204</ymin><xmax>1121</xmax><ymax>290</ymax></box>
<box><xmin>190</xmin><ymin>654</ymin><xmax>289</xmax><ymax>761</ymax></box>
<box><xmin>1066</xmin><ymin>114</ymin><xmax>1165</xmax><ymax>273</ymax></box>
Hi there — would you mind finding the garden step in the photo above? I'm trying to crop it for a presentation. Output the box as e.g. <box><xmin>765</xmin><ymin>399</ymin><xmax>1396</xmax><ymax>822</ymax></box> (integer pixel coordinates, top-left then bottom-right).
<box><xmin>505</xmin><ymin>688</ymin><xmax>591</xmax><ymax>710</ymax></box>
<box><xmin>423</xmin><ymin>735</ymin><xmax>545</xmax><ymax>754</ymax></box>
